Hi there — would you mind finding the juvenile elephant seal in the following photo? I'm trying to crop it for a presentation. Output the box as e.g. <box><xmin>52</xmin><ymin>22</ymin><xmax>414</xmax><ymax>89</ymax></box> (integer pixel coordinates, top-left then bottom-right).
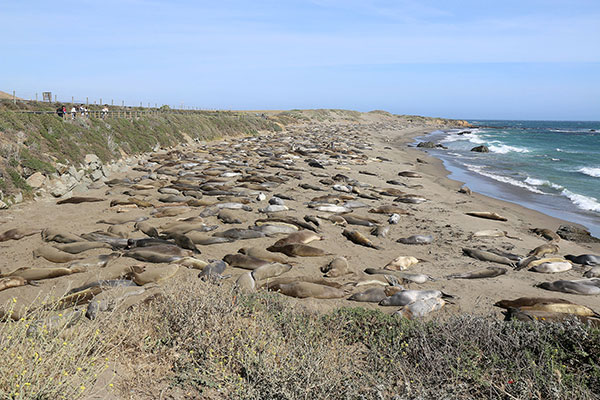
<box><xmin>124</xmin><ymin>246</ymin><xmax>191</xmax><ymax>263</ymax></box>
<box><xmin>251</xmin><ymin>263</ymin><xmax>292</xmax><ymax>281</ymax></box>
<box><xmin>97</xmin><ymin>215</ymin><xmax>148</xmax><ymax>225</ymax></box>
<box><xmin>41</xmin><ymin>228</ymin><xmax>83</xmax><ymax>243</ymax></box>
<box><xmin>565</xmin><ymin>254</ymin><xmax>600</xmax><ymax>266</ymax></box>
<box><xmin>57</xmin><ymin>196</ymin><xmax>104</xmax><ymax>204</ymax></box>
<box><xmin>397</xmin><ymin>235</ymin><xmax>433</xmax><ymax>245</ymax></box>
<box><xmin>530</xmin><ymin>261</ymin><xmax>572</xmax><ymax>273</ymax></box>
<box><xmin>466</xmin><ymin>212</ymin><xmax>507</xmax><ymax>221</ymax></box>
<box><xmin>584</xmin><ymin>267</ymin><xmax>600</xmax><ymax>278</ymax></box>
<box><xmin>519</xmin><ymin>303</ymin><xmax>599</xmax><ymax>318</ymax></box>
<box><xmin>371</xmin><ymin>225</ymin><xmax>390</xmax><ymax>238</ymax></box>
<box><xmin>321</xmin><ymin>257</ymin><xmax>349</xmax><ymax>277</ymax></box>
<box><xmin>267</xmin><ymin>243</ymin><xmax>331</xmax><ymax>257</ymax></box>
<box><xmin>135</xmin><ymin>221</ymin><xmax>160</xmax><ymax>238</ymax></box>
<box><xmin>471</xmin><ymin>229</ymin><xmax>520</xmax><ymax>240</ymax></box>
<box><xmin>0</xmin><ymin>276</ymin><xmax>29</xmax><ymax>292</ymax></box>
<box><xmin>348</xmin><ymin>287</ymin><xmax>387</xmax><ymax>303</ymax></box>
<box><xmin>271</xmin><ymin>282</ymin><xmax>346</xmax><ymax>299</ymax></box>
<box><xmin>397</xmin><ymin>171</ymin><xmax>422</xmax><ymax>178</ymax></box>
<box><xmin>494</xmin><ymin>297</ymin><xmax>574</xmax><ymax>309</ymax></box>
<box><xmin>234</xmin><ymin>272</ymin><xmax>256</xmax><ymax>293</ymax></box>
<box><xmin>3</xmin><ymin>265</ymin><xmax>85</xmax><ymax>281</ymax></box>
<box><xmin>186</xmin><ymin>232</ymin><xmax>234</xmax><ymax>245</ymax></box>
<box><xmin>223</xmin><ymin>254</ymin><xmax>270</xmax><ymax>270</ymax></box>
<box><xmin>271</xmin><ymin>231</ymin><xmax>323</xmax><ymax>247</ymax></box>
<box><xmin>33</xmin><ymin>246</ymin><xmax>85</xmax><ymax>263</ymax></box>
<box><xmin>127</xmin><ymin>264</ymin><xmax>180</xmax><ymax>285</ymax></box>
<box><xmin>462</xmin><ymin>248</ymin><xmax>515</xmax><ymax>267</ymax></box>
<box><xmin>369</xmin><ymin>205</ymin><xmax>409</xmax><ymax>215</ymax></box>
<box><xmin>396</xmin><ymin>297</ymin><xmax>445</xmax><ymax>319</ymax></box>
<box><xmin>379</xmin><ymin>290</ymin><xmax>443</xmax><ymax>306</ymax></box>
<box><xmin>446</xmin><ymin>266</ymin><xmax>507</xmax><ymax>279</ymax></box>
<box><xmin>0</xmin><ymin>228</ymin><xmax>40</xmax><ymax>242</ymax></box>
<box><xmin>218</xmin><ymin>209</ymin><xmax>243</xmax><ymax>224</ymax></box>
<box><xmin>238</xmin><ymin>247</ymin><xmax>290</xmax><ymax>264</ymax></box>
<box><xmin>384</xmin><ymin>256</ymin><xmax>419</xmax><ymax>271</ymax></box>
<box><xmin>530</xmin><ymin>228</ymin><xmax>561</xmax><ymax>242</ymax></box>
<box><xmin>342</xmin><ymin>229</ymin><xmax>380</xmax><ymax>249</ymax></box>
<box><xmin>198</xmin><ymin>260</ymin><xmax>228</xmax><ymax>281</ymax></box>
<box><xmin>528</xmin><ymin>243</ymin><xmax>560</xmax><ymax>257</ymax></box>
<box><xmin>54</xmin><ymin>241</ymin><xmax>112</xmax><ymax>254</ymax></box>
<box><xmin>86</xmin><ymin>286</ymin><xmax>146</xmax><ymax>320</ymax></box>
<box><xmin>68</xmin><ymin>253</ymin><xmax>120</xmax><ymax>269</ymax></box>
<box><xmin>107</xmin><ymin>225</ymin><xmax>130</xmax><ymax>238</ymax></box>
<box><xmin>213</xmin><ymin>228</ymin><xmax>266</xmax><ymax>240</ymax></box>
<box><xmin>537</xmin><ymin>280</ymin><xmax>600</xmax><ymax>295</ymax></box>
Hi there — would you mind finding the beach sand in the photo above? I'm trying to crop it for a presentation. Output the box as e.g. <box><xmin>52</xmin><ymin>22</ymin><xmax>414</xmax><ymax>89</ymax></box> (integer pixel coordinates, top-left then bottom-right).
<box><xmin>1</xmin><ymin>111</ymin><xmax>599</xmax><ymax>321</ymax></box>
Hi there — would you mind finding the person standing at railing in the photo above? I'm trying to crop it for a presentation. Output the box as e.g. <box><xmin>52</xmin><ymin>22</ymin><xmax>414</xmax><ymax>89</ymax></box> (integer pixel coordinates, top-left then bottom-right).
<box><xmin>101</xmin><ymin>105</ymin><xmax>109</xmax><ymax>119</ymax></box>
<box><xmin>56</xmin><ymin>105</ymin><xmax>64</xmax><ymax>118</ymax></box>
<box><xmin>71</xmin><ymin>106</ymin><xmax>77</xmax><ymax>119</ymax></box>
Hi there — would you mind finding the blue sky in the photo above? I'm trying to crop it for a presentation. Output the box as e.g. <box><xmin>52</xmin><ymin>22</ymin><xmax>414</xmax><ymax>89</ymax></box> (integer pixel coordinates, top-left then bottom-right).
<box><xmin>1</xmin><ymin>0</ymin><xmax>599</xmax><ymax>120</ymax></box>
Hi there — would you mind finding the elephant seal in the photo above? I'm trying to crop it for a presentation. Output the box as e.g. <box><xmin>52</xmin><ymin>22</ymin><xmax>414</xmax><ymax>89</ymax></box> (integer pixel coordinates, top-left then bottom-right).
<box><xmin>251</xmin><ymin>263</ymin><xmax>292</xmax><ymax>281</ymax></box>
<box><xmin>126</xmin><ymin>264</ymin><xmax>180</xmax><ymax>285</ymax></box>
<box><xmin>56</xmin><ymin>196</ymin><xmax>104</xmax><ymax>204</ymax></box>
<box><xmin>348</xmin><ymin>287</ymin><xmax>387</xmax><ymax>303</ymax></box>
<box><xmin>54</xmin><ymin>241</ymin><xmax>112</xmax><ymax>254</ymax></box>
<box><xmin>341</xmin><ymin>215</ymin><xmax>377</xmax><ymax>227</ymax></box>
<box><xmin>397</xmin><ymin>235</ymin><xmax>433</xmax><ymax>245</ymax></box>
<box><xmin>494</xmin><ymin>297</ymin><xmax>574</xmax><ymax>309</ymax></box>
<box><xmin>234</xmin><ymin>272</ymin><xmax>256</xmax><ymax>293</ymax></box>
<box><xmin>68</xmin><ymin>253</ymin><xmax>120</xmax><ymax>269</ymax></box>
<box><xmin>370</xmin><ymin>225</ymin><xmax>390</xmax><ymax>238</ymax></box>
<box><xmin>398</xmin><ymin>171</ymin><xmax>422</xmax><ymax>178</ymax></box>
<box><xmin>86</xmin><ymin>286</ymin><xmax>146</xmax><ymax>320</ymax></box>
<box><xmin>462</xmin><ymin>248</ymin><xmax>515</xmax><ymax>267</ymax></box>
<box><xmin>238</xmin><ymin>247</ymin><xmax>290</xmax><ymax>264</ymax></box>
<box><xmin>0</xmin><ymin>276</ymin><xmax>29</xmax><ymax>292</ymax></box>
<box><xmin>135</xmin><ymin>221</ymin><xmax>160</xmax><ymax>238</ymax></box>
<box><xmin>218</xmin><ymin>209</ymin><xmax>243</xmax><ymax>224</ymax></box>
<box><xmin>107</xmin><ymin>224</ymin><xmax>130</xmax><ymax>238</ymax></box>
<box><xmin>0</xmin><ymin>228</ymin><xmax>40</xmax><ymax>242</ymax></box>
<box><xmin>530</xmin><ymin>261</ymin><xmax>572</xmax><ymax>273</ymax></box>
<box><xmin>186</xmin><ymin>232</ymin><xmax>233</xmax><ymax>245</ymax></box>
<box><xmin>342</xmin><ymin>229</ymin><xmax>380</xmax><ymax>249</ymax></box>
<box><xmin>584</xmin><ymin>267</ymin><xmax>600</xmax><ymax>278</ymax></box>
<box><xmin>528</xmin><ymin>243</ymin><xmax>560</xmax><ymax>257</ymax></box>
<box><xmin>124</xmin><ymin>246</ymin><xmax>191</xmax><ymax>263</ymax></box>
<box><xmin>97</xmin><ymin>215</ymin><xmax>148</xmax><ymax>225</ymax></box>
<box><xmin>503</xmin><ymin>308</ymin><xmax>600</xmax><ymax>326</ymax></box>
<box><xmin>446</xmin><ymin>266</ymin><xmax>507</xmax><ymax>279</ymax></box>
<box><xmin>321</xmin><ymin>257</ymin><xmax>350</xmax><ymax>277</ymax></box>
<box><xmin>565</xmin><ymin>254</ymin><xmax>600</xmax><ymax>266</ymax></box>
<box><xmin>33</xmin><ymin>246</ymin><xmax>85</xmax><ymax>263</ymax></box>
<box><xmin>537</xmin><ymin>280</ymin><xmax>600</xmax><ymax>295</ymax></box>
<box><xmin>213</xmin><ymin>228</ymin><xmax>265</xmax><ymax>240</ymax></box>
<box><xmin>271</xmin><ymin>282</ymin><xmax>346</xmax><ymax>299</ymax></box>
<box><xmin>369</xmin><ymin>205</ymin><xmax>409</xmax><ymax>215</ymax></box>
<box><xmin>519</xmin><ymin>303</ymin><xmax>599</xmax><ymax>318</ymax></box>
<box><xmin>41</xmin><ymin>228</ymin><xmax>83</xmax><ymax>243</ymax></box>
<box><xmin>466</xmin><ymin>212</ymin><xmax>507</xmax><ymax>221</ymax></box>
<box><xmin>380</xmin><ymin>290</ymin><xmax>443</xmax><ymax>306</ymax></box>
<box><xmin>471</xmin><ymin>230</ymin><xmax>521</xmax><ymax>240</ymax></box>
<box><xmin>163</xmin><ymin>232</ymin><xmax>201</xmax><ymax>254</ymax></box>
<box><xmin>530</xmin><ymin>228</ymin><xmax>560</xmax><ymax>242</ymax></box>
<box><xmin>267</xmin><ymin>243</ymin><xmax>331</xmax><ymax>257</ymax></box>
<box><xmin>384</xmin><ymin>256</ymin><xmax>419</xmax><ymax>271</ymax></box>
<box><xmin>271</xmin><ymin>231</ymin><xmax>323</xmax><ymax>247</ymax></box>
<box><xmin>223</xmin><ymin>254</ymin><xmax>270</xmax><ymax>270</ymax></box>
<box><xmin>198</xmin><ymin>260</ymin><xmax>228</xmax><ymax>281</ymax></box>
<box><xmin>395</xmin><ymin>297</ymin><xmax>445</xmax><ymax>319</ymax></box>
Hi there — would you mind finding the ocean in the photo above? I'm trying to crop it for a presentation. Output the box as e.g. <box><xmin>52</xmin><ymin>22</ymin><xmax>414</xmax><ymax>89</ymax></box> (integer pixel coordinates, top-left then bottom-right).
<box><xmin>416</xmin><ymin>120</ymin><xmax>600</xmax><ymax>237</ymax></box>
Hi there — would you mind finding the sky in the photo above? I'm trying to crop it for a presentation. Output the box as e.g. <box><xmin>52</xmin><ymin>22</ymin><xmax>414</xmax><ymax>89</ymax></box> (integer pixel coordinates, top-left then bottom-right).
<box><xmin>1</xmin><ymin>0</ymin><xmax>599</xmax><ymax>120</ymax></box>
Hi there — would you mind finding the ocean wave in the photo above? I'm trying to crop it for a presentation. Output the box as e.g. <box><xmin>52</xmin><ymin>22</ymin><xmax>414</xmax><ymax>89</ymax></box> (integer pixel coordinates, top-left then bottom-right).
<box><xmin>561</xmin><ymin>189</ymin><xmax>600</xmax><ymax>212</ymax></box>
<box><xmin>524</xmin><ymin>177</ymin><xmax>563</xmax><ymax>190</ymax></box>
<box><xmin>463</xmin><ymin>164</ymin><xmax>544</xmax><ymax>194</ymax></box>
<box><xmin>488</xmin><ymin>144</ymin><xmax>530</xmax><ymax>154</ymax></box>
<box><xmin>578</xmin><ymin>167</ymin><xmax>600</xmax><ymax>178</ymax></box>
<box><xmin>441</xmin><ymin>132</ymin><xmax>486</xmax><ymax>144</ymax></box>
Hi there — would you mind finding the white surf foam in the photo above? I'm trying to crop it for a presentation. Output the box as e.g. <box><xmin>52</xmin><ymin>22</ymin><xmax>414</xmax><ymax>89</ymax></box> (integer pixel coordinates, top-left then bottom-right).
<box><xmin>488</xmin><ymin>144</ymin><xmax>530</xmax><ymax>154</ymax></box>
<box><xmin>561</xmin><ymin>189</ymin><xmax>600</xmax><ymax>213</ymax></box>
<box><xmin>578</xmin><ymin>167</ymin><xmax>600</xmax><ymax>178</ymax></box>
<box><xmin>463</xmin><ymin>164</ymin><xmax>544</xmax><ymax>194</ymax></box>
<box><xmin>524</xmin><ymin>177</ymin><xmax>563</xmax><ymax>190</ymax></box>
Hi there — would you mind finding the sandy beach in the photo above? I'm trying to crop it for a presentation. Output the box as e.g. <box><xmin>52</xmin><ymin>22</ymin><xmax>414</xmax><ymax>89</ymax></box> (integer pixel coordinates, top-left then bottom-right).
<box><xmin>0</xmin><ymin>111</ymin><xmax>599</xmax><ymax>322</ymax></box>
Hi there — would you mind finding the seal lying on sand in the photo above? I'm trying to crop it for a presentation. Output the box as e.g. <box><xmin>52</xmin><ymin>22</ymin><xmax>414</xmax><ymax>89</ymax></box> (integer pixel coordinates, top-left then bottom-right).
<box><xmin>447</xmin><ymin>266</ymin><xmax>507</xmax><ymax>279</ymax></box>
<box><xmin>0</xmin><ymin>228</ymin><xmax>40</xmax><ymax>242</ymax></box>
<box><xmin>537</xmin><ymin>279</ymin><xmax>600</xmax><ymax>295</ymax></box>
<box><xmin>270</xmin><ymin>282</ymin><xmax>346</xmax><ymax>299</ymax></box>
<box><xmin>466</xmin><ymin>211</ymin><xmax>508</xmax><ymax>221</ymax></box>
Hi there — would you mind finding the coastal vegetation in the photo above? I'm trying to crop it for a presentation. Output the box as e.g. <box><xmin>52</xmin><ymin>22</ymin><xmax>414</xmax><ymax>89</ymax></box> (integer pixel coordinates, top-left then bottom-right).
<box><xmin>2</xmin><ymin>283</ymin><xmax>599</xmax><ymax>399</ymax></box>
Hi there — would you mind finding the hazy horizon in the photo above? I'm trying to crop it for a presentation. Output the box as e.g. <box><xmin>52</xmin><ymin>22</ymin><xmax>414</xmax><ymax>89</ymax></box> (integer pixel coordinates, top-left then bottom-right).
<box><xmin>1</xmin><ymin>0</ymin><xmax>599</xmax><ymax>121</ymax></box>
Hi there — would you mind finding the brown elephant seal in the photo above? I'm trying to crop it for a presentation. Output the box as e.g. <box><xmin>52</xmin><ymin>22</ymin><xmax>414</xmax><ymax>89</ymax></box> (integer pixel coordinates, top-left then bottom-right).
<box><xmin>126</xmin><ymin>264</ymin><xmax>180</xmax><ymax>285</ymax></box>
<box><xmin>466</xmin><ymin>211</ymin><xmax>508</xmax><ymax>221</ymax></box>
<box><xmin>370</xmin><ymin>225</ymin><xmax>390</xmax><ymax>238</ymax></box>
<box><xmin>519</xmin><ymin>303</ymin><xmax>599</xmax><ymax>318</ymax></box>
<box><xmin>446</xmin><ymin>266</ymin><xmax>507</xmax><ymax>279</ymax></box>
<box><xmin>530</xmin><ymin>228</ymin><xmax>560</xmax><ymax>242</ymax></box>
<box><xmin>97</xmin><ymin>215</ymin><xmax>148</xmax><ymax>225</ymax></box>
<box><xmin>223</xmin><ymin>254</ymin><xmax>270</xmax><ymax>270</ymax></box>
<box><xmin>124</xmin><ymin>246</ymin><xmax>191</xmax><ymax>263</ymax></box>
<box><xmin>251</xmin><ymin>263</ymin><xmax>292</xmax><ymax>281</ymax></box>
<box><xmin>369</xmin><ymin>205</ymin><xmax>409</xmax><ymax>215</ymax></box>
<box><xmin>384</xmin><ymin>256</ymin><xmax>419</xmax><ymax>271</ymax></box>
<box><xmin>238</xmin><ymin>247</ymin><xmax>290</xmax><ymax>264</ymax></box>
<box><xmin>2</xmin><ymin>265</ymin><xmax>85</xmax><ymax>281</ymax></box>
<box><xmin>68</xmin><ymin>253</ymin><xmax>120</xmax><ymax>269</ymax></box>
<box><xmin>348</xmin><ymin>287</ymin><xmax>387</xmax><ymax>303</ymax></box>
<box><xmin>163</xmin><ymin>232</ymin><xmax>201</xmax><ymax>254</ymax></box>
<box><xmin>528</xmin><ymin>243</ymin><xmax>560</xmax><ymax>257</ymax></box>
<box><xmin>271</xmin><ymin>282</ymin><xmax>346</xmax><ymax>299</ymax></box>
<box><xmin>235</xmin><ymin>272</ymin><xmax>256</xmax><ymax>293</ymax></box>
<box><xmin>0</xmin><ymin>228</ymin><xmax>40</xmax><ymax>242</ymax></box>
<box><xmin>271</xmin><ymin>231</ymin><xmax>323</xmax><ymax>247</ymax></box>
<box><xmin>398</xmin><ymin>171</ymin><xmax>422</xmax><ymax>178</ymax></box>
<box><xmin>107</xmin><ymin>224</ymin><xmax>130</xmax><ymax>238</ymax></box>
<box><xmin>342</xmin><ymin>229</ymin><xmax>380</xmax><ymax>249</ymax></box>
<box><xmin>267</xmin><ymin>243</ymin><xmax>331</xmax><ymax>257</ymax></box>
<box><xmin>395</xmin><ymin>297</ymin><xmax>445</xmax><ymax>319</ymax></box>
<box><xmin>494</xmin><ymin>297</ymin><xmax>574</xmax><ymax>309</ymax></box>
<box><xmin>41</xmin><ymin>228</ymin><xmax>83</xmax><ymax>243</ymax></box>
<box><xmin>54</xmin><ymin>241</ymin><xmax>113</xmax><ymax>254</ymax></box>
<box><xmin>85</xmin><ymin>286</ymin><xmax>147</xmax><ymax>320</ymax></box>
<box><xmin>458</xmin><ymin>186</ymin><xmax>472</xmax><ymax>195</ymax></box>
<box><xmin>213</xmin><ymin>228</ymin><xmax>265</xmax><ymax>240</ymax></box>
<box><xmin>56</xmin><ymin>196</ymin><xmax>104</xmax><ymax>205</ymax></box>
<box><xmin>218</xmin><ymin>209</ymin><xmax>243</xmax><ymax>224</ymax></box>
<box><xmin>135</xmin><ymin>221</ymin><xmax>160</xmax><ymax>238</ymax></box>
<box><xmin>503</xmin><ymin>308</ymin><xmax>600</xmax><ymax>326</ymax></box>
<box><xmin>321</xmin><ymin>257</ymin><xmax>350</xmax><ymax>277</ymax></box>
<box><xmin>33</xmin><ymin>246</ymin><xmax>85</xmax><ymax>263</ymax></box>
<box><xmin>397</xmin><ymin>235</ymin><xmax>433</xmax><ymax>245</ymax></box>
<box><xmin>198</xmin><ymin>260</ymin><xmax>228</xmax><ymax>281</ymax></box>
<box><xmin>379</xmin><ymin>290</ymin><xmax>444</xmax><ymax>306</ymax></box>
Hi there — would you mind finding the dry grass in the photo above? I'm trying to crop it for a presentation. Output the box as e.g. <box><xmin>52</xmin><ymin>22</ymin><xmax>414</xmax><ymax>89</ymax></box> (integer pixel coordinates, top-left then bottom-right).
<box><xmin>2</xmin><ymin>281</ymin><xmax>600</xmax><ymax>399</ymax></box>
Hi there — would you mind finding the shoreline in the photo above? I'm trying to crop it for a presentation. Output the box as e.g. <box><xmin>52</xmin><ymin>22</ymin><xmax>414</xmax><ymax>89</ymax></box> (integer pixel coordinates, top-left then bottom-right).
<box><xmin>407</xmin><ymin>128</ymin><xmax>600</xmax><ymax>238</ymax></box>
